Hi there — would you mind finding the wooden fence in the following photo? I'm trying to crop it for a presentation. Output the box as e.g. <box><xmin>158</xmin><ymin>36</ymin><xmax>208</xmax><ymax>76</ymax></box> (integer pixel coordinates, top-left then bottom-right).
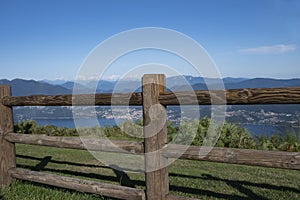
<box><xmin>1</xmin><ymin>74</ymin><xmax>300</xmax><ymax>200</ymax></box>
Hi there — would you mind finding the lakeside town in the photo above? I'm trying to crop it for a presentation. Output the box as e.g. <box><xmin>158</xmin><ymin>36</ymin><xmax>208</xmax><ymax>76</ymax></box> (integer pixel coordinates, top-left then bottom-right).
<box><xmin>13</xmin><ymin>105</ymin><xmax>300</xmax><ymax>128</ymax></box>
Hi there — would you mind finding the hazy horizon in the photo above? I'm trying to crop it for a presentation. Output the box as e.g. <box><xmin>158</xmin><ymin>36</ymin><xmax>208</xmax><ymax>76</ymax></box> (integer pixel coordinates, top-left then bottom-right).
<box><xmin>1</xmin><ymin>74</ymin><xmax>300</xmax><ymax>84</ymax></box>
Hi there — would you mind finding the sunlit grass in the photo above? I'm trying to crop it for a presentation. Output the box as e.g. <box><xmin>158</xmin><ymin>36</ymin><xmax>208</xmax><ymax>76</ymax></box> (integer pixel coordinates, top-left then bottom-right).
<box><xmin>1</xmin><ymin>144</ymin><xmax>299</xmax><ymax>199</ymax></box>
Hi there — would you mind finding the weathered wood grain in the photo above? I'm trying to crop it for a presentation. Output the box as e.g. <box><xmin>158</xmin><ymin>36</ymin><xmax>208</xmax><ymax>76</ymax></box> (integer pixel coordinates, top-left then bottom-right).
<box><xmin>0</xmin><ymin>86</ymin><xmax>16</xmax><ymax>187</ymax></box>
<box><xmin>163</xmin><ymin>145</ymin><xmax>300</xmax><ymax>170</ymax></box>
<box><xmin>3</xmin><ymin>87</ymin><xmax>300</xmax><ymax>106</ymax></box>
<box><xmin>5</xmin><ymin>133</ymin><xmax>144</xmax><ymax>154</ymax></box>
<box><xmin>142</xmin><ymin>74</ymin><xmax>169</xmax><ymax>200</ymax></box>
<box><xmin>159</xmin><ymin>87</ymin><xmax>300</xmax><ymax>105</ymax></box>
<box><xmin>2</xmin><ymin>92</ymin><xmax>143</xmax><ymax>106</ymax></box>
<box><xmin>9</xmin><ymin>168</ymin><xmax>145</xmax><ymax>200</ymax></box>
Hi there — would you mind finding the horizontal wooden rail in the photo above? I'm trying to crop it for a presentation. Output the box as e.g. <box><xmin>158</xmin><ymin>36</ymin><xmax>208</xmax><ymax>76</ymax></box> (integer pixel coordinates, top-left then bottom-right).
<box><xmin>8</xmin><ymin>132</ymin><xmax>300</xmax><ymax>170</ymax></box>
<box><xmin>5</xmin><ymin>133</ymin><xmax>144</xmax><ymax>154</ymax></box>
<box><xmin>163</xmin><ymin>145</ymin><xmax>300</xmax><ymax>170</ymax></box>
<box><xmin>9</xmin><ymin>168</ymin><xmax>145</xmax><ymax>200</ymax></box>
<box><xmin>160</xmin><ymin>87</ymin><xmax>300</xmax><ymax>105</ymax></box>
<box><xmin>2</xmin><ymin>93</ymin><xmax>143</xmax><ymax>106</ymax></box>
<box><xmin>2</xmin><ymin>87</ymin><xmax>300</xmax><ymax>106</ymax></box>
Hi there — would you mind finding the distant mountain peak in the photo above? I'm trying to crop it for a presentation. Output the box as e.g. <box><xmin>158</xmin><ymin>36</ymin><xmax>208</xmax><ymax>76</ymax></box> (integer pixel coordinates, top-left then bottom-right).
<box><xmin>1</xmin><ymin>76</ymin><xmax>299</xmax><ymax>96</ymax></box>
<box><xmin>40</xmin><ymin>79</ymin><xmax>68</xmax><ymax>85</ymax></box>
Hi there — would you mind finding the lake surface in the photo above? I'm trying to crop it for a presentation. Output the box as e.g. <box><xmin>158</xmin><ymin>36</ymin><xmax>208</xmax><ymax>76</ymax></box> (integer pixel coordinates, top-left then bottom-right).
<box><xmin>32</xmin><ymin>118</ymin><xmax>118</xmax><ymax>128</ymax></box>
<box><xmin>31</xmin><ymin>118</ymin><xmax>300</xmax><ymax>136</ymax></box>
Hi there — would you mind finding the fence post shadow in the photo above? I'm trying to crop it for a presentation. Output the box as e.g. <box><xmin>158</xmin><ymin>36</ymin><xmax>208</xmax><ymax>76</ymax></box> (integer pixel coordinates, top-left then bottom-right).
<box><xmin>34</xmin><ymin>156</ymin><xmax>52</xmax><ymax>171</ymax></box>
<box><xmin>110</xmin><ymin>164</ymin><xmax>136</xmax><ymax>188</ymax></box>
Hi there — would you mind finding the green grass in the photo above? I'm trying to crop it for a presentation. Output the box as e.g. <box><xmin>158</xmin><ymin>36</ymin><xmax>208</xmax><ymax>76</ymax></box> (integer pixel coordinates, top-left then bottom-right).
<box><xmin>1</xmin><ymin>144</ymin><xmax>300</xmax><ymax>200</ymax></box>
<box><xmin>0</xmin><ymin>180</ymin><xmax>101</xmax><ymax>200</ymax></box>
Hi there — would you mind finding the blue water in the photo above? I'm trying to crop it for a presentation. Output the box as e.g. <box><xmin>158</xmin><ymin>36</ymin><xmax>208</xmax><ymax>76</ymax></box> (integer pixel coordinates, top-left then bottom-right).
<box><xmin>31</xmin><ymin>118</ymin><xmax>300</xmax><ymax>137</ymax></box>
<box><xmin>32</xmin><ymin>118</ymin><xmax>118</xmax><ymax>128</ymax></box>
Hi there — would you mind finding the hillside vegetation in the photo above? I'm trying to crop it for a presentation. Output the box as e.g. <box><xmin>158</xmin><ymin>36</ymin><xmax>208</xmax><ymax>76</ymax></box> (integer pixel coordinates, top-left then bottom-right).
<box><xmin>14</xmin><ymin>118</ymin><xmax>300</xmax><ymax>152</ymax></box>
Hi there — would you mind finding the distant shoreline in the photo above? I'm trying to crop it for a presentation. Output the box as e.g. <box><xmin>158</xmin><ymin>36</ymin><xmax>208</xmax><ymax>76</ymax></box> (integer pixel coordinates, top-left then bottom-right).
<box><xmin>20</xmin><ymin>118</ymin><xmax>300</xmax><ymax>137</ymax></box>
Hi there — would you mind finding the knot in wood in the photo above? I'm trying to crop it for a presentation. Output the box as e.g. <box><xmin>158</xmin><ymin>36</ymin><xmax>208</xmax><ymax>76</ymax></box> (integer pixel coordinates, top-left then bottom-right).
<box><xmin>238</xmin><ymin>89</ymin><xmax>251</xmax><ymax>100</ymax></box>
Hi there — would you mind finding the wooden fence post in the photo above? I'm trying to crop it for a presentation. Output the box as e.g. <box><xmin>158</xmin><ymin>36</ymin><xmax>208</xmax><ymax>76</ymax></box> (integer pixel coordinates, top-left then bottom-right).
<box><xmin>142</xmin><ymin>74</ymin><xmax>169</xmax><ymax>200</ymax></box>
<box><xmin>0</xmin><ymin>85</ymin><xmax>16</xmax><ymax>187</ymax></box>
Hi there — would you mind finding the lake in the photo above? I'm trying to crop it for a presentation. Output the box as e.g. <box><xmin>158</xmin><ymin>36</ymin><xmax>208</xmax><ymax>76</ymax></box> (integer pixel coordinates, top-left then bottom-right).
<box><xmin>31</xmin><ymin>118</ymin><xmax>300</xmax><ymax>137</ymax></box>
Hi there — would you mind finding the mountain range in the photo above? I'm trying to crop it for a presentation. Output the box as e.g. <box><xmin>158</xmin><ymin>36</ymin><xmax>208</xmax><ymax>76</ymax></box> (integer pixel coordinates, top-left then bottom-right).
<box><xmin>1</xmin><ymin>76</ymin><xmax>300</xmax><ymax>96</ymax></box>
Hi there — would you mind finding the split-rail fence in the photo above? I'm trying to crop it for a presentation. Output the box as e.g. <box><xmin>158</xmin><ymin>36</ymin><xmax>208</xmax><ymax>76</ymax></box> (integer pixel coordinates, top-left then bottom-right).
<box><xmin>1</xmin><ymin>74</ymin><xmax>300</xmax><ymax>200</ymax></box>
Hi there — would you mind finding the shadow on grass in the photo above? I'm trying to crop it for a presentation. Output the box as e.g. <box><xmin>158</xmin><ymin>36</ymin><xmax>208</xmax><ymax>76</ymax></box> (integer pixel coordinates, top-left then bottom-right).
<box><xmin>17</xmin><ymin>154</ymin><xmax>111</xmax><ymax>169</ymax></box>
<box><xmin>17</xmin><ymin>154</ymin><xmax>144</xmax><ymax>188</ymax></box>
<box><xmin>17</xmin><ymin>154</ymin><xmax>300</xmax><ymax>200</ymax></box>
<box><xmin>169</xmin><ymin>172</ymin><xmax>300</xmax><ymax>195</ymax></box>
<box><xmin>169</xmin><ymin>173</ymin><xmax>300</xmax><ymax>199</ymax></box>
<box><xmin>202</xmin><ymin>174</ymin><xmax>300</xmax><ymax>195</ymax></box>
<box><xmin>16</xmin><ymin>180</ymin><xmax>119</xmax><ymax>200</ymax></box>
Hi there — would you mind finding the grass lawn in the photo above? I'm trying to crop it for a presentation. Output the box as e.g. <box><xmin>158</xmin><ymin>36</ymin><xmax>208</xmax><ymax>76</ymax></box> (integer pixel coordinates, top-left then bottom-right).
<box><xmin>1</xmin><ymin>144</ymin><xmax>299</xmax><ymax>200</ymax></box>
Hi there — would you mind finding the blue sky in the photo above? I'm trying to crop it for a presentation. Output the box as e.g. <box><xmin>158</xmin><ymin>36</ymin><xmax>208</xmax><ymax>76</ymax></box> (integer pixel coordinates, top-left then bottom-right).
<box><xmin>0</xmin><ymin>0</ymin><xmax>299</xmax><ymax>80</ymax></box>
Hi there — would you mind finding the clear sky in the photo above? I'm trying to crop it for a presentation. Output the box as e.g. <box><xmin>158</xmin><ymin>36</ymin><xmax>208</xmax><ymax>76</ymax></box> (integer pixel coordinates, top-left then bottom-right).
<box><xmin>0</xmin><ymin>0</ymin><xmax>299</xmax><ymax>80</ymax></box>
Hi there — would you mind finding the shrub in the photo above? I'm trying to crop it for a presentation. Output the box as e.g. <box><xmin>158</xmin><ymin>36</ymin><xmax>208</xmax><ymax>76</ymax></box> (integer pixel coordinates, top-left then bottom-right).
<box><xmin>171</xmin><ymin>117</ymin><xmax>256</xmax><ymax>149</ymax></box>
<box><xmin>14</xmin><ymin>119</ymin><xmax>299</xmax><ymax>152</ymax></box>
<box><xmin>255</xmin><ymin>129</ymin><xmax>300</xmax><ymax>152</ymax></box>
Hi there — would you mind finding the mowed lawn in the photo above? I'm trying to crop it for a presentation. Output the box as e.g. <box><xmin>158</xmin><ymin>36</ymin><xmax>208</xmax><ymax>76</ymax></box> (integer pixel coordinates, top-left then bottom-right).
<box><xmin>1</xmin><ymin>144</ymin><xmax>300</xmax><ymax>200</ymax></box>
